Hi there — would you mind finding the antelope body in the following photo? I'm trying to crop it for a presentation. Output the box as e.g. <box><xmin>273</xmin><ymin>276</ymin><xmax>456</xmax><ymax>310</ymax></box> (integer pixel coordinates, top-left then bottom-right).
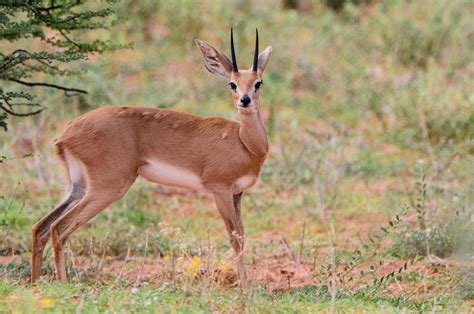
<box><xmin>31</xmin><ymin>29</ymin><xmax>272</xmax><ymax>287</ymax></box>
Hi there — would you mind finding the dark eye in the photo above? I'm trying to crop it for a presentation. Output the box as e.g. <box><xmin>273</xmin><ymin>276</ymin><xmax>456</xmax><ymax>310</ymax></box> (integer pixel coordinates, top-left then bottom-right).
<box><xmin>229</xmin><ymin>82</ymin><xmax>237</xmax><ymax>92</ymax></box>
<box><xmin>254</xmin><ymin>81</ymin><xmax>263</xmax><ymax>91</ymax></box>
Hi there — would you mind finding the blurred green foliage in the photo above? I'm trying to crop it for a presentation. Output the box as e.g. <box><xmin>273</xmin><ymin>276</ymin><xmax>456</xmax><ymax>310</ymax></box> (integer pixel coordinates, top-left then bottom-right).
<box><xmin>74</xmin><ymin>0</ymin><xmax>473</xmax><ymax>151</ymax></box>
<box><xmin>0</xmin><ymin>0</ymin><xmax>473</xmax><ymax>311</ymax></box>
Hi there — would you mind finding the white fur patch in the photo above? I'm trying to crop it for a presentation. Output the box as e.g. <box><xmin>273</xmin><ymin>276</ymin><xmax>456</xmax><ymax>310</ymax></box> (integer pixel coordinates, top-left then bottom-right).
<box><xmin>138</xmin><ymin>159</ymin><xmax>204</xmax><ymax>190</ymax></box>
<box><xmin>64</xmin><ymin>149</ymin><xmax>84</xmax><ymax>185</ymax></box>
<box><xmin>233</xmin><ymin>174</ymin><xmax>257</xmax><ymax>193</ymax></box>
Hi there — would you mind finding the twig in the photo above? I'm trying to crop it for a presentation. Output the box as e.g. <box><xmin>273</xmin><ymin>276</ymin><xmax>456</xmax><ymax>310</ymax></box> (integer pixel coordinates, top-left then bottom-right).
<box><xmin>135</xmin><ymin>234</ymin><xmax>149</xmax><ymax>285</ymax></box>
<box><xmin>95</xmin><ymin>231</ymin><xmax>109</xmax><ymax>283</ymax></box>
<box><xmin>114</xmin><ymin>245</ymin><xmax>131</xmax><ymax>285</ymax></box>
<box><xmin>329</xmin><ymin>222</ymin><xmax>337</xmax><ymax>314</ymax></box>
<box><xmin>0</xmin><ymin>102</ymin><xmax>43</xmax><ymax>117</ymax></box>
<box><xmin>206</xmin><ymin>224</ymin><xmax>212</xmax><ymax>275</ymax></box>
<box><xmin>59</xmin><ymin>29</ymin><xmax>82</xmax><ymax>49</ymax></box>
<box><xmin>281</xmin><ymin>237</ymin><xmax>298</xmax><ymax>264</ymax></box>
<box><xmin>298</xmin><ymin>221</ymin><xmax>306</xmax><ymax>264</ymax></box>
<box><xmin>0</xmin><ymin>49</ymin><xmax>32</xmax><ymax>73</ymax></box>
<box><xmin>20</xmin><ymin>59</ymin><xmax>62</xmax><ymax>73</ymax></box>
<box><xmin>393</xmin><ymin>274</ymin><xmax>404</xmax><ymax>292</ymax></box>
<box><xmin>7</xmin><ymin>77</ymin><xmax>88</xmax><ymax>96</ymax></box>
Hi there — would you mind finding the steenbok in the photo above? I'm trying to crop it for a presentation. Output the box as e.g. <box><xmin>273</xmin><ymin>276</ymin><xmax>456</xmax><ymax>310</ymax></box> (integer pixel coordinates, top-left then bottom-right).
<box><xmin>32</xmin><ymin>29</ymin><xmax>272</xmax><ymax>287</ymax></box>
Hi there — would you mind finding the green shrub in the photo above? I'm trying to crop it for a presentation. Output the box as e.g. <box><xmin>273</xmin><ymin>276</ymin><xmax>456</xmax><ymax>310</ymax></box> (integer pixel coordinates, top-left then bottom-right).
<box><xmin>388</xmin><ymin>163</ymin><xmax>473</xmax><ymax>259</ymax></box>
<box><xmin>380</xmin><ymin>1</ymin><xmax>462</xmax><ymax>67</ymax></box>
<box><xmin>390</xmin><ymin>228</ymin><xmax>453</xmax><ymax>258</ymax></box>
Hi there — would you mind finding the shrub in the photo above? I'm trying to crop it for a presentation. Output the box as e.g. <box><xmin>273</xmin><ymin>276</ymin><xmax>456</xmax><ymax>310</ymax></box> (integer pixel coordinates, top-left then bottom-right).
<box><xmin>388</xmin><ymin>162</ymin><xmax>473</xmax><ymax>259</ymax></box>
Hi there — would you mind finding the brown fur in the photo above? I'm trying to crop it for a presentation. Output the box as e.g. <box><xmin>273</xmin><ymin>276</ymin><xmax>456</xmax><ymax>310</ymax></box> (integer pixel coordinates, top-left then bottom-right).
<box><xmin>56</xmin><ymin>106</ymin><xmax>266</xmax><ymax>189</ymax></box>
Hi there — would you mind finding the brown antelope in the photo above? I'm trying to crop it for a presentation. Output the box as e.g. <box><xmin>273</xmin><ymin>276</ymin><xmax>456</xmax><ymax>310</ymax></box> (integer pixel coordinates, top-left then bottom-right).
<box><xmin>31</xmin><ymin>29</ymin><xmax>272</xmax><ymax>287</ymax></box>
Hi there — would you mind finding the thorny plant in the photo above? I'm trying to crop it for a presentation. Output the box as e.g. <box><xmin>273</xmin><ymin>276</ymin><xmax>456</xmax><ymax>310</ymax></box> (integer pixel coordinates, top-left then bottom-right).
<box><xmin>317</xmin><ymin>160</ymin><xmax>472</xmax><ymax>304</ymax></box>
<box><xmin>315</xmin><ymin>162</ymin><xmax>441</xmax><ymax>299</ymax></box>
<box><xmin>390</xmin><ymin>161</ymin><xmax>472</xmax><ymax>260</ymax></box>
<box><xmin>318</xmin><ymin>203</ymin><xmax>420</xmax><ymax>293</ymax></box>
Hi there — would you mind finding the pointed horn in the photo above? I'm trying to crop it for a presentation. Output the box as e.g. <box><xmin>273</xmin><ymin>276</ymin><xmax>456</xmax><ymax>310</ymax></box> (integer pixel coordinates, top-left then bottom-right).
<box><xmin>253</xmin><ymin>28</ymin><xmax>259</xmax><ymax>72</ymax></box>
<box><xmin>231</xmin><ymin>28</ymin><xmax>238</xmax><ymax>72</ymax></box>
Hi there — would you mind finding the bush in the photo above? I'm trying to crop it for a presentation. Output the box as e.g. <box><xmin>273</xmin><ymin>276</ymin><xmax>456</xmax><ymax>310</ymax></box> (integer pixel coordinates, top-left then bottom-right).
<box><xmin>388</xmin><ymin>163</ymin><xmax>473</xmax><ymax>259</ymax></box>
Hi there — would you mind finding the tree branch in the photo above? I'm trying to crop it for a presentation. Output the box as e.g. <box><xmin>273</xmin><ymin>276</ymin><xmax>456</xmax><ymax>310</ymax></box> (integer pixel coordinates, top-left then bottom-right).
<box><xmin>58</xmin><ymin>29</ymin><xmax>81</xmax><ymax>49</ymax></box>
<box><xmin>0</xmin><ymin>102</ymin><xmax>44</xmax><ymax>117</ymax></box>
<box><xmin>0</xmin><ymin>49</ymin><xmax>32</xmax><ymax>73</ymax></box>
<box><xmin>20</xmin><ymin>60</ymin><xmax>63</xmax><ymax>74</ymax></box>
<box><xmin>7</xmin><ymin>78</ymin><xmax>88</xmax><ymax>96</ymax></box>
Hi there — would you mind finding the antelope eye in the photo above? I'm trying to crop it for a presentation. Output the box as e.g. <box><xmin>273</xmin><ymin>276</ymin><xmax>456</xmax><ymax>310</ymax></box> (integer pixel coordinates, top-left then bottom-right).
<box><xmin>254</xmin><ymin>81</ymin><xmax>263</xmax><ymax>91</ymax></box>
<box><xmin>229</xmin><ymin>82</ymin><xmax>237</xmax><ymax>91</ymax></box>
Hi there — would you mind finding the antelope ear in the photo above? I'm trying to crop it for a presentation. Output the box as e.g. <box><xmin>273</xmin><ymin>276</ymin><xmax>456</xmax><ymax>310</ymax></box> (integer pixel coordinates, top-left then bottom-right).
<box><xmin>257</xmin><ymin>46</ymin><xmax>273</xmax><ymax>74</ymax></box>
<box><xmin>195</xmin><ymin>39</ymin><xmax>232</xmax><ymax>78</ymax></box>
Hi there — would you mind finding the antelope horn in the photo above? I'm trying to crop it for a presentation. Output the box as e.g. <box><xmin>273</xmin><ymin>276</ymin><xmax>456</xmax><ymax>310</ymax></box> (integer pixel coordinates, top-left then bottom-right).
<box><xmin>252</xmin><ymin>28</ymin><xmax>259</xmax><ymax>72</ymax></box>
<box><xmin>231</xmin><ymin>28</ymin><xmax>238</xmax><ymax>72</ymax></box>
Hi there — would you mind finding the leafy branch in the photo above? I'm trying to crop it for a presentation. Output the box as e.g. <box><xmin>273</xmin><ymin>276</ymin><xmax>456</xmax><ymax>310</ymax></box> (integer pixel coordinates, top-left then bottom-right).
<box><xmin>0</xmin><ymin>0</ymin><xmax>126</xmax><ymax>130</ymax></box>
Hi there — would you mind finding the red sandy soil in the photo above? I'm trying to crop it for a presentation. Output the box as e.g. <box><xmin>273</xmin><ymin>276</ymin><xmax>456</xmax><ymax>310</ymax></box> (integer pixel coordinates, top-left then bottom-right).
<box><xmin>1</xmin><ymin>250</ymin><xmax>463</xmax><ymax>297</ymax></box>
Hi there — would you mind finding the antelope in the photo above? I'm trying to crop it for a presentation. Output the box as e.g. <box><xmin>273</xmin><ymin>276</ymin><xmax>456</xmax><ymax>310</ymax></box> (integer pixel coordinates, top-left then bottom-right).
<box><xmin>31</xmin><ymin>29</ymin><xmax>272</xmax><ymax>287</ymax></box>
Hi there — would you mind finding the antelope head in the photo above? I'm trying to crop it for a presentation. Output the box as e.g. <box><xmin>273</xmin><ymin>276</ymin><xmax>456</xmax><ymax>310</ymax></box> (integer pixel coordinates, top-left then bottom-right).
<box><xmin>195</xmin><ymin>28</ymin><xmax>273</xmax><ymax>116</ymax></box>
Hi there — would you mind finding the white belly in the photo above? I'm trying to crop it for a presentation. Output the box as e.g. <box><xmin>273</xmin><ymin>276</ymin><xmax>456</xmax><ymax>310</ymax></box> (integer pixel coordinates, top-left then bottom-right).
<box><xmin>138</xmin><ymin>159</ymin><xmax>204</xmax><ymax>190</ymax></box>
<box><xmin>233</xmin><ymin>174</ymin><xmax>258</xmax><ymax>193</ymax></box>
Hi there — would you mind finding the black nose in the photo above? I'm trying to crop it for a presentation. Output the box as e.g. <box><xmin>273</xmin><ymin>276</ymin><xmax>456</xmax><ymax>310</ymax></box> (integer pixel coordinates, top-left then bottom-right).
<box><xmin>240</xmin><ymin>95</ymin><xmax>251</xmax><ymax>107</ymax></box>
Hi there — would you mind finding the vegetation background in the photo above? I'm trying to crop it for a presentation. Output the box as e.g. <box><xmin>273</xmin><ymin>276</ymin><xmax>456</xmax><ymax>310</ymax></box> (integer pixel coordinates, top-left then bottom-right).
<box><xmin>1</xmin><ymin>0</ymin><xmax>473</xmax><ymax>312</ymax></box>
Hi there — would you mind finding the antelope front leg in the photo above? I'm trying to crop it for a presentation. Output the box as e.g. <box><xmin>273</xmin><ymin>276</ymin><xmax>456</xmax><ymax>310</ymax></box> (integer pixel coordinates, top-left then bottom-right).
<box><xmin>213</xmin><ymin>190</ymin><xmax>248</xmax><ymax>288</ymax></box>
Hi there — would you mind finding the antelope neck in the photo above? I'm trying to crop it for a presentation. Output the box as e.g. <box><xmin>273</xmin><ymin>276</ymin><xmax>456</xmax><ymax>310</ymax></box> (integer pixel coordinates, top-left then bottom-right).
<box><xmin>238</xmin><ymin>107</ymin><xmax>268</xmax><ymax>157</ymax></box>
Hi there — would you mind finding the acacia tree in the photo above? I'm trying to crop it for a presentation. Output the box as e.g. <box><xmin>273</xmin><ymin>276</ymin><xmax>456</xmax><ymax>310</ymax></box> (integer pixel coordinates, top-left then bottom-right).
<box><xmin>0</xmin><ymin>0</ymin><xmax>124</xmax><ymax>131</ymax></box>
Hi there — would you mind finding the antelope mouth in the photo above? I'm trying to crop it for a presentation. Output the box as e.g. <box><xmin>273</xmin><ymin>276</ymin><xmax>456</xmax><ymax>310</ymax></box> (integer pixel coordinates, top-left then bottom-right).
<box><xmin>237</xmin><ymin>105</ymin><xmax>257</xmax><ymax>115</ymax></box>
<box><xmin>238</xmin><ymin>103</ymin><xmax>254</xmax><ymax>109</ymax></box>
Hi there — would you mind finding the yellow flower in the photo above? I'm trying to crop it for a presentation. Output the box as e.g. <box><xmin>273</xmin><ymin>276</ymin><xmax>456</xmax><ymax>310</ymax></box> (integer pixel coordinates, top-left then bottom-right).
<box><xmin>40</xmin><ymin>298</ymin><xmax>53</xmax><ymax>307</ymax></box>
<box><xmin>221</xmin><ymin>262</ymin><xmax>232</xmax><ymax>272</ymax></box>
<box><xmin>186</xmin><ymin>256</ymin><xmax>202</xmax><ymax>275</ymax></box>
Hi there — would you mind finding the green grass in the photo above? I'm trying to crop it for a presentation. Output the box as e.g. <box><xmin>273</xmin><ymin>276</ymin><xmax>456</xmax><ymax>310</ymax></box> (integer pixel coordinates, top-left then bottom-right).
<box><xmin>2</xmin><ymin>278</ymin><xmax>468</xmax><ymax>313</ymax></box>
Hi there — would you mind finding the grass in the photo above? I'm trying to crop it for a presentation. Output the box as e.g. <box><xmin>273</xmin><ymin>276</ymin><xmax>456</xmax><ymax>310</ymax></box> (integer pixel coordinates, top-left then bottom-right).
<box><xmin>1</xmin><ymin>0</ymin><xmax>473</xmax><ymax>312</ymax></box>
<box><xmin>2</xmin><ymin>278</ymin><xmax>469</xmax><ymax>313</ymax></box>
